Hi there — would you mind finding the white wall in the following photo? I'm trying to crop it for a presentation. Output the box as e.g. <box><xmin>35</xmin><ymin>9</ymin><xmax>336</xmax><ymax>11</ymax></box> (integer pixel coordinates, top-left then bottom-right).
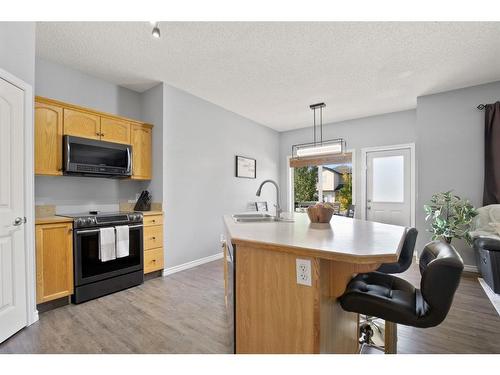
<box><xmin>416</xmin><ymin>81</ymin><xmax>500</xmax><ymax>267</ymax></box>
<box><xmin>279</xmin><ymin>110</ymin><xmax>417</xmax><ymax>214</ymax></box>
<box><xmin>34</xmin><ymin>58</ymin><xmax>150</xmax><ymax>212</ymax></box>
<box><xmin>163</xmin><ymin>84</ymin><xmax>280</xmax><ymax>268</ymax></box>
<box><xmin>0</xmin><ymin>22</ymin><xmax>36</xmax><ymax>86</ymax></box>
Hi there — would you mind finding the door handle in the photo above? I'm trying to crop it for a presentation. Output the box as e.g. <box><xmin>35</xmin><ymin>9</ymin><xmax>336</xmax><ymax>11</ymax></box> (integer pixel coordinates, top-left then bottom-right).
<box><xmin>13</xmin><ymin>217</ymin><xmax>26</xmax><ymax>226</ymax></box>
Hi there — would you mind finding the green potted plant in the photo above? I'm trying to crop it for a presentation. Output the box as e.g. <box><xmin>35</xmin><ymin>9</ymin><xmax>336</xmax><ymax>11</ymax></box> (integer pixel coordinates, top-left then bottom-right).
<box><xmin>424</xmin><ymin>191</ymin><xmax>478</xmax><ymax>245</ymax></box>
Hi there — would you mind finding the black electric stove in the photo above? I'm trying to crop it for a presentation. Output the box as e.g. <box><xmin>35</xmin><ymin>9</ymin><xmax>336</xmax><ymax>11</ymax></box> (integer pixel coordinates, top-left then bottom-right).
<box><xmin>60</xmin><ymin>211</ymin><xmax>144</xmax><ymax>303</ymax></box>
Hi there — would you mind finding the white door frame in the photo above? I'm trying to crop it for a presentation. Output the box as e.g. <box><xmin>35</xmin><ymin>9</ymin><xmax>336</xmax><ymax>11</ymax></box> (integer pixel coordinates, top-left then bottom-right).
<box><xmin>0</xmin><ymin>68</ymin><xmax>38</xmax><ymax>326</ymax></box>
<box><xmin>360</xmin><ymin>143</ymin><xmax>416</xmax><ymax>227</ymax></box>
<box><xmin>287</xmin><ymin>149</ymin><xmax>356</xmax><ymax>213</ymax></box>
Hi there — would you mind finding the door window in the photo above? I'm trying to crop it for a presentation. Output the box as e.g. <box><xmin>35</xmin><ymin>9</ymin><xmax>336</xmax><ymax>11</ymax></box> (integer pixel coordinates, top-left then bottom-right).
<box><xmin>372</xmin><ymin>155</ymin><xmax>404</xmax><ymax>203</ymax></box>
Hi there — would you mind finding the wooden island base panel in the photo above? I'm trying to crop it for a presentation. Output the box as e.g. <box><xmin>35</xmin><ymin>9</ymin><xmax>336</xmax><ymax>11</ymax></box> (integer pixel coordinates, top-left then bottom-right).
<box><xmin>224</xmin><ymin>213</ymin><xmax>407</xmax><ymax>354</ymax></box>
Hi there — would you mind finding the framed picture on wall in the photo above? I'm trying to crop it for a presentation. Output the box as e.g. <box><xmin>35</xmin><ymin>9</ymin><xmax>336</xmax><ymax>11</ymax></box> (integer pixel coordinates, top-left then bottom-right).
<box><xmin>235</xmin><ymin>155</ymin><xmax>256</xmax><ymax>179</ymax></box>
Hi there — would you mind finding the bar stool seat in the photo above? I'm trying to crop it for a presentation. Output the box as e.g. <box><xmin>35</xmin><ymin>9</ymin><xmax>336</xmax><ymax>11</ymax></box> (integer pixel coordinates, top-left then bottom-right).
<box><xmin>341</xmin><ymin>272</ymin><xmax>427</xmax><ymax>328</ymax></box>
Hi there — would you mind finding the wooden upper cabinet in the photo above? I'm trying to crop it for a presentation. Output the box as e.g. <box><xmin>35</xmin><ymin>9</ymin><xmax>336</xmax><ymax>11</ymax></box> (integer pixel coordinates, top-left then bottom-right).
<box><xmin>131</xmin><ymin>124</ymin><xmax>152</xmax><ymax>180</ymax></box>
<box><xmin>36</xmin><ymin>222</ymin><xmax>73</xmax><ymax>304</ymax></box>
<box><xmin>35</xmin><ymin>101</ymin><xmax>63</xmax><ymax>175</ymax></box>
<box><xmin>63</xmin><ymin>108</ymin><xmax>100</xmax><ymax>140</ymax></box>
<box><xmin>100</xmin><ymin>117</ymin><xmax>131</xmax><ymax>144</ymax></box>
<box><xmin>34</xmin><ymin>96</ymin><xmax>154</xmax><ymax>178</ymax></box>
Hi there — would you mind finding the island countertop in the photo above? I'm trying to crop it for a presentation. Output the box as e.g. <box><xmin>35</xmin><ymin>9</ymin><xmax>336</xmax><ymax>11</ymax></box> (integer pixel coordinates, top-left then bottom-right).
<box><xmin>223</xmin><ymin>212</ymin><xmax>407</xmax><ymax>264</ymax></box>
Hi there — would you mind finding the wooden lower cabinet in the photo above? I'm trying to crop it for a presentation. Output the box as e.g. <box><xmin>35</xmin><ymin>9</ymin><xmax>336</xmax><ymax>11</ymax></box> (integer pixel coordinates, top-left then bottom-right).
<box><xmin>143</xmin><ymin>213</ymin><xmax>164</xmax><ymax>274</ymax></box>
<box><xmin>35</xmin><ymin>222</ymin><xmax>74</xmax><ymax>304</ymax></box>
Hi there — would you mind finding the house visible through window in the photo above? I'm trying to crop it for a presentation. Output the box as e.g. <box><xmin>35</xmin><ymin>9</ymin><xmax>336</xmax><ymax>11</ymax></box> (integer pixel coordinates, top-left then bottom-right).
<box><xmin>292</xmin><ymin>155</ymin><xmax>353</xmax><ymax>213</ymax></box>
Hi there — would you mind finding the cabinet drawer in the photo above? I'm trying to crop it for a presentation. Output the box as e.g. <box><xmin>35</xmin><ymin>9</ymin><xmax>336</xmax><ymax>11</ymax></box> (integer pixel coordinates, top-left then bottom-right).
<box><xmin>143</xmin><ymin>214</ymin><xmax>163</xmax><ymax>226</ymax></box>
<box><xmin>144</xmin><ymin>225</ymin><xmax>163</xmax><ymax>250</ymax></box>
<box><xmin>144</xmin><ymin>248</ymin><xmax>164</xmax><ymax>274</ymax></box>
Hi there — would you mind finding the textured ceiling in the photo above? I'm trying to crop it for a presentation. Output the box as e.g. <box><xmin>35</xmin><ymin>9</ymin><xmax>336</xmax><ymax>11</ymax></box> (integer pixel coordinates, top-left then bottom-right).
<box><xmin>36</xmin><ymin>22</ymin><xmax>500</xmax><ymax>131</ymax></box>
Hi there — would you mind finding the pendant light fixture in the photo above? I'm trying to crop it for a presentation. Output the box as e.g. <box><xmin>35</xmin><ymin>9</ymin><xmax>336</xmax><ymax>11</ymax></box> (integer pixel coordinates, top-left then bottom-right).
<box><xmin>291</xmin><ymin>103</ymin><xmax>346</xmax><ymax>161</ymax></box>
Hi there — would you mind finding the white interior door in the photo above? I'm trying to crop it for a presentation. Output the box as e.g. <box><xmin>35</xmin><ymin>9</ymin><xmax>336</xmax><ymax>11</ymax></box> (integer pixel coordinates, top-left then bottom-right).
<box><xmin>366</xmin><ymin>148</ymin><xmax>411</xmax><ymax>226</ymax></box>
<box><xmin>0</xmin><ymin>77</ymin><xmax>27</xmax><ymax>343</ymax></box>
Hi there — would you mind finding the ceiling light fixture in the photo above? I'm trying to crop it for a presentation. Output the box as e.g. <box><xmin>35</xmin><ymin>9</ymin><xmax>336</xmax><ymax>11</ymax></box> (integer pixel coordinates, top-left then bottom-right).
<box><xmin>291</xmin><ymin>103</ymin><xmax>345</xmax><ymax>160</ymax></box>
<box><xmin>151</xmin><ymin>22</ymin><xmax>161</xmax><ymax>38</ymax></box>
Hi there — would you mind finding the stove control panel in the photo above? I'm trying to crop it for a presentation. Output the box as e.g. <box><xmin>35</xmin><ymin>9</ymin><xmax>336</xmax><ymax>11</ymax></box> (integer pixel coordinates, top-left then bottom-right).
<box><xmin>73</xmin><ymin>212</ymin><xmax>143</xmax><ymax>228</ymax></box>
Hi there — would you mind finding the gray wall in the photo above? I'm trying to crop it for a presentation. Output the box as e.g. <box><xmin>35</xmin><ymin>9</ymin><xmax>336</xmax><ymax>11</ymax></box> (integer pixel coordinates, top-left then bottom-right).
<box><xmin>34</xmin><ymin>58</ymin><xmax>149</xmax><ymax>211</ymax></box>
<box><xmin>163</xmin><ymin>84</ymin><xmax>280</xmax><ymax>268</ymax></box>
<box><xmin>0</xmin><ymin>22</ymin><xmax>36</xmax><ymax>86</ymax></box>
<box><xmin>35</xmin><ymin>58</ymin><xmax>142</xmax><ymax>120</ymax></box>
<box><xmin>416</xmin><ymin>81</ymin><xmax>500</xmax><ymax>266</ymax></box>
<box><xmin>279</xmin><ymin>110</ymin><xmax>417</xmax><ymax>215</ymax></box>
<box><xmin>140</xmin><ymin>83</ymin><xmax>164</xmax><ymax>202</ymax></box>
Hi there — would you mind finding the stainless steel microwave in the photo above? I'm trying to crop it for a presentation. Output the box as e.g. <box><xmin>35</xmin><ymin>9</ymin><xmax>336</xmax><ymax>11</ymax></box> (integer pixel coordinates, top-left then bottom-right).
<box><xmin>63</xmin><ymin>135</ymin><xmax>132</xmax><ymax>178</ymax></box>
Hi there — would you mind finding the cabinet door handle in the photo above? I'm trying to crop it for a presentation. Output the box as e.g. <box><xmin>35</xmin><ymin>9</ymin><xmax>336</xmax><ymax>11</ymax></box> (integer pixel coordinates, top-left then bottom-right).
<box><xmin>152</xmin><ymin>236</ymin><xmax>156</xmax><ymax>240</ymax></box>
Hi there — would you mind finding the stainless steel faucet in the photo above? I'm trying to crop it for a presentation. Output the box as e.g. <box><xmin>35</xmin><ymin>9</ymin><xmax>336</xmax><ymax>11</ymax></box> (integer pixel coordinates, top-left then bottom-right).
<box><xmin>256</xmin><ymin>179</ymin><xmax>282</xmax><ymax>221</ymax></box>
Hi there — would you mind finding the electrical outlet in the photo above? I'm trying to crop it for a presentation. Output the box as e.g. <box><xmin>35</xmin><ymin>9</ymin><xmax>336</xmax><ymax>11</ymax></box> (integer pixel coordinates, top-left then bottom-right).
<box><xmin>296</xmin><ymin>259</ymin><xmax>312</xmax><ymax>286</ymax></box>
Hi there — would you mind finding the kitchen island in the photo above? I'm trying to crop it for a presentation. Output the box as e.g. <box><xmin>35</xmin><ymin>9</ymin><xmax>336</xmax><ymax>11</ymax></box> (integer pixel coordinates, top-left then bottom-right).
<box><xmin>223</xmin><ymin>213</ymin><xmax>407</xmax><ymax>354</ymax></box>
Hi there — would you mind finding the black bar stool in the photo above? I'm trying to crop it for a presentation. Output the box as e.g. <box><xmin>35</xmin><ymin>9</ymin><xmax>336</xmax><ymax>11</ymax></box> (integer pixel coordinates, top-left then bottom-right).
<box><xmin>340</xmin><ymin>240</ymin><xmax>464</xmax><ymax>354</ymax></box>
<box><xmin>359</xmin><ymin>228</ymin><xmax>418</xmax><ymax>350</ymax></box>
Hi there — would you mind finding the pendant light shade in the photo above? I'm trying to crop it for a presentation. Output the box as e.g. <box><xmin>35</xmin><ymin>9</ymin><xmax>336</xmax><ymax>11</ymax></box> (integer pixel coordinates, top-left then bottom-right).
<box><xmin>290</xmin><ymin>103</ymin><xmax>346</xmax><ymax>165</ymax></box>
<box><xmin>293</xmin><ymin>138</ymin><xmax>345</xmax><ymax>157</ymax></box>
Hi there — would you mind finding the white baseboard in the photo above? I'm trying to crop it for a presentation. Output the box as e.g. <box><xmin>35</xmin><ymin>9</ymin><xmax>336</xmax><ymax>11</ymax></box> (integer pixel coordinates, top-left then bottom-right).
<box><xmin>478</xmin><ymin>278</ymin><xmax>500</xmax><ymax>316</ymax></box>
<box><xmin>162</xmin><ymin>252</ymin><xmax>223</xmax><ymax>277</ymax></box>
<box><xmin>27</xmin><ymin>309</ymin><xmax>39</xmax><ymax>326</ymax></box>
<box><xmin>463</xmin><ymin>264</ymin><xmax>478</xmax><ymax>273</ymax></box>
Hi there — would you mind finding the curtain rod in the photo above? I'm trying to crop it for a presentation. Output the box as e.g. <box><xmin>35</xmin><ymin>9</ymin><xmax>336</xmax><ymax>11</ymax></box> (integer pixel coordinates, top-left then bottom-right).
<box><xmin>477</xmin><ymin>104</ymin><xmax>488</xmax><ymax>110</ymax></box>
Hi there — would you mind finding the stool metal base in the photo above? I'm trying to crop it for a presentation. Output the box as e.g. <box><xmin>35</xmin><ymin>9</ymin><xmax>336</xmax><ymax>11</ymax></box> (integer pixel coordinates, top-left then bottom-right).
<box><xmin>359</xmin><ymin>317</ymin><xmax>397</xmax><ymax>354</ymax></box>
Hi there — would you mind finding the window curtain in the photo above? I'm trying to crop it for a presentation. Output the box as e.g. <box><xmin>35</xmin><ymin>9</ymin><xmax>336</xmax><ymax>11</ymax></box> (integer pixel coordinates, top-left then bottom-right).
<box><xmin>483</xmin><ymin>101</ymin><xmax>500</xmax><ymax>205</ymax></box>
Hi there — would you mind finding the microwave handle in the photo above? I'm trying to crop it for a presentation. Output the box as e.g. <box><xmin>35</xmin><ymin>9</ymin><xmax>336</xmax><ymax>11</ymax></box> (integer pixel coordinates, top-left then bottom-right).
<box><xmin>127</xmin><ymin>147</ymin><xmax>131</xmax><ymax>173</ymax></box>
<box><xmin>66</xmin><ymin>138</ymin><xmax>71</xmax><ymax>171</ymax></box>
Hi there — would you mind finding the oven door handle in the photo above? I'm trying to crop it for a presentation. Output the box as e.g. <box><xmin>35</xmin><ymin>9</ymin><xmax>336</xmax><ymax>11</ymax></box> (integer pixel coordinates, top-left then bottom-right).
<box><xmin>74</xmin><ymin>224</ymin><xmax>143</xmax><ymax>234</ymax></box>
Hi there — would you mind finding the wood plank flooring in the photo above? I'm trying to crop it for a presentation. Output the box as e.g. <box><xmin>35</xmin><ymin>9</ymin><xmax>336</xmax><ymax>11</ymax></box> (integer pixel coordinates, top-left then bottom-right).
<box><xmin>397</xmin><ymin>266</ymin><xmax>500</xmax><ymax>354</ymax></box>
<box><xmin>0</xmin><ymin>260</ymin><xmax>499</xmax><ymax>354</ymax></box>
<box><xmin>0</xmin><ymin>261</ymin><xmax>232</xmax><ymax>353</ymax></box>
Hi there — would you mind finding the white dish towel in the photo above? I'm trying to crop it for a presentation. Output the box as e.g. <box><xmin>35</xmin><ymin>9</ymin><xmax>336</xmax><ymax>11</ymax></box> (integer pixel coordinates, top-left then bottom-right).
<box><xmin>115</xmin><ymin>225</ymin><xmax>130</xmax><ymax>258</ymax></box>
<box><xmin>99</xmin><ymin>227</ymin><xmax>116</xmax><ymax>262</ymax></box>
